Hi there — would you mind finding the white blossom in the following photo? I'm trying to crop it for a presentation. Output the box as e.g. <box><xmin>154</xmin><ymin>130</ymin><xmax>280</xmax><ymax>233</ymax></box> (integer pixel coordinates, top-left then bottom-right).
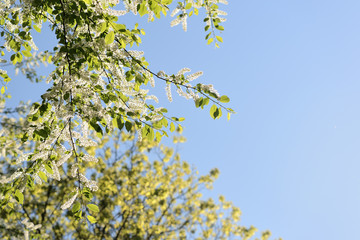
<box><xmin>170</xmin><ymin>18</ymin><xmax>181</xmax><ymax>27</ymax></box>
<box><xmin>82</xmin><ymin>154</ymin><xmax>98</xmax><ymax>163</ymax></box>
<box><xmin>177</xmin><ymin>68</ymin><xmax>191</xmax><ymax>76</ymax></box>
<box><xmin>171</xmin><ymin>7</ymin><xmax>180</xmax><ymax>17</ymax></box>
<box><xmin>182</xmin><ymin>15</ymin><xmax>188</xmax><ymax>32</ymax></box>
<box><xmin>60</xmin><ymin>191</ymin><xmax>78</xmax><ymax>210</ymax></box>
<box><xmin>186</xmin><ymin>71</ymin><xmax>203</xmax><ymax>81</ymax></box>
<box><xmin>0</xmin><ymin>170</ymin><xmax>22</xmax><ymax>184</ymax></box>
<box><xmin>165</xmin><ymin>84</ymin><xmax>172</xmax><ymax>102</ymax></box>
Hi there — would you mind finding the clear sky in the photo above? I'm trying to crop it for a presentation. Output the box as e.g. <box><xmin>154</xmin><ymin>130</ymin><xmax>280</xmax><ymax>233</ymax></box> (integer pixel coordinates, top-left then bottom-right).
<box><xmin>5</xmin><ymin>0</ymin><xmax>360</xmax><ymax>239</ymax></box>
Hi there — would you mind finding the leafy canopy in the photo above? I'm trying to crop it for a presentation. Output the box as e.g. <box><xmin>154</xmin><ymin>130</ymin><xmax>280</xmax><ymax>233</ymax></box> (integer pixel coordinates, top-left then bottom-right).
<box><xmin>0</xmin><ymin>0</ymin><xmax>279</xmax><ymax>239</ymax></box>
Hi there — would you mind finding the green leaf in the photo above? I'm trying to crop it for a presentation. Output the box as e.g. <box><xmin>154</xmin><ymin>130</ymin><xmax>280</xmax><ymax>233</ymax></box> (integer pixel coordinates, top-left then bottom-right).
<box><xmin>116</xmin><ymin>117</ymin><xmax>124</xmax><ymax>130</ymax></box>
<box><xmin>138</xmin><ymin>2</ymin><xmax>148</xmax><ymax>16</ymax></box>
<box><xmin>176</xmin><ymin>124</ymin><xmax>183</xmax><ymax>134</ymax></box>
<box><xmin>105</xmin><ymin>31</ymin><xmax>115</xmax><ymax>45</ymax></box>
<box><xmin>155</xmin><ymin>131</ymin><xmax>162</xmax><ymax>142</ymax></box>
<box><xmin>219</xmin><ymin>95</ymin><xmax>230</xmax><ymax>103</ymax></box>
<box><xmin>44</xmin><ymin>161</ymin><xmax>53</xmax><ymax>175</ymax></box>
<box><xmin>227</xmin><ymin>112</ymin><xmax>231</xmax><ymax>121</ymax></box>
<box><xmin>72</xmin><ymin>202</ymin><xmax>81</xmax><ymax>213</ymax></box>
<box><xmin>185</xmin><ymin>3</ymin><xmax>192</xmax><ymax>10</ymax></box>
<box><xmin>161</xmin><ymin>0</ymin><xmax>173</xmax><ymax>4</ymax></box>
<box><xmin>170</xmin><ymin>122</ymin><xmax>175</xmax><ymax>132</ymax></box>
<box><xmin>207</xmin><ymin>38</ymin><xmax>213</xmax><ymax>45</ymax></box>
<box><xmin>125</xmin><ymin>121</ymin><xmax>132</xmax><ymax>132</ymax></box>
<box><xmin>210</xmin><ymin>104</ymin><xmax>221</xmax><ymax>119</ymax></box>
<box><xmin>216</xmin><ymin>36</ymin><xmax>223</xmax><ymax>43</ymax></box>
<box><xmin>38</xmin><ymin>171</ymin><xmax>47</xmax><ymax>183</ymax></box>
<box><xmin>142</xmin><ymin>125</ymin><xmax>154</xmax><ymax>141</ymax></box>
<box><xmin>1</xmin><ymin>86</ymin><xmax>5</xmax><ymax>94</ymax></box>
<box><xmin>87</xmin><ymin>204</ymin><xmax>99</xmax><ymax>213</ymax></box>
<box><xmin>15</xmin><ymin>189</ymin><xmax>24</xmax><ymax>204</ymax></box>
<box><xmin>82</xmin><ymin>189</ymin><xmax>93</xmax><ymax>201</ymax></box>
<box><xmin>99</xmin><ymin>22</ymin><xmax>107</xmax><ymax>33</ymax></box>
<box><xmin>114</xmin><ymin>24</ymin><xmax>126</xmax><ymax>31</ymax></box>
<box><xmin>87</xmin><ymin>215</ymin><xmax>97</xmax><ymax>223</ymax></box>
<box><xmin>33</xmin><ymin>25</ymin><xmax>41</xmax><ymax>32</ymax></box>
<box><xmin>74</xmin><ymin>210</ymin><xmax>82</xmax><ymax>219</ymax></box>
<box><xmin>22</xmin><ymin>50</ymin><xmax>32</xmax><ymax>57</ymax></box>
<box><xmin>216</xmin><ymin>25</ymin><xmax>224</xmax><ymax>31</ymax></box>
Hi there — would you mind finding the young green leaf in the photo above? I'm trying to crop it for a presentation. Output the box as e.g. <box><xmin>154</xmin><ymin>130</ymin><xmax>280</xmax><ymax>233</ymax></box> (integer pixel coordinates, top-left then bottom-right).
<box><xmin>219</xmin><ymin>95</ymin><xmax>230</xmax><ymax>103</ymax></box>
<box><xmin>87</xmin><ymin>215</ymin><xmax>97</xmax><ymax>223</ymax></box>
<box><xmin>22</xmin><ymin>50</ymin><xmax>32</xmax><ymax>57</ymax></box>
<box><xmin>210</xmin><ymin>104</ymin><xmax>222</xmax><ymax>119</ymax></box>
<box><xmin>138</xmin><ymin>2</ymin><xmax>148</xmax><ymax>16</ymax></box>
<box><xmin>15</xmin><ymin>189</ymin><xmax>24</xmax><ymax>204</ymax></box>
<box><xmin>72</xmin><ymin>202</ymin><xmax>81</xmax><ymax>213</ymax></box>
<box><xmin>38</xmin><ymin>171</ymin><xmax>47</xmax><ymax>183</ymax></box>
<box><xmin>105</xmin><ymin>31</ymin><xmax>115</xmax><ymax>45</ymax></box>
<box><xmin>33</xmin><ymin>25</ymin><xmax>41</xmax><ymax>32</ymax></box>
<box><xmin>87</xmin><ymin>204</ymin><xmax>99</xmax><ymax>213</ymax></box>
<box><xmin>216</xmin><ymin>36</ymin><xmax>223</xmax><ymax>43</ymax></box>
<box><xmin>44</xmin><ymin>161</ymin><xmax>54</xmax><ymax>175</ymax></box>
<box><xmin>170</xmin><ymin>122</ymin><xmax>175</xmax><ymax>132</ymax></box>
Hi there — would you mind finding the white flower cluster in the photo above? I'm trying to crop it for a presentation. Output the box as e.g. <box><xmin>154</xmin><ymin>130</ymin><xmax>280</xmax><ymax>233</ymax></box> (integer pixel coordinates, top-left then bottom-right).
<box><xmin>0</xmin><ymin>170</ymin><xmax>22</xmax><ymax>184</ymax></box>
<box><xmin>21</xmin><ymin>218</ymin><xmax>41</xmax><ymax>231</ymax></box>
<box><xmin>158</xmin><ymin>68</ymin><xmax>205</xmax><ymax>102</ymax></box>
<box><xmin>79</xmin><ymin>173</ymin><xmax>98</xmax><ymax>191</ymax></box>
<box><xmin>60</xmin><ymin>191</ymin><xmax>78</xmax><ymax>210</ymax></box>
<box><xmin>165</xmin><ymin>83</ymin><xmax>172</xmax><ymax>102</ymax></box>
<box><xmin>105</xmin><ymin>8</ymin><xmax>127</xmax><ymax>16</ymax></box>
<box><xmin>0</xmin><ymin>0</ymin><xmax>228</xmax><ymax>207</ymax></box>
<box><xmin>82</xmin><ymin>154</ymin><xmax>98</xmax><ymax>163</ymax></box>
<box><xmin>40</xmin><ymin>161</ymin><xmax>61</xmax><ymax>181</ymax></box>
<box><xmin>199</xmin><ymin>83</ymin><xmax>220</xmax><ymax>98</ymax></box>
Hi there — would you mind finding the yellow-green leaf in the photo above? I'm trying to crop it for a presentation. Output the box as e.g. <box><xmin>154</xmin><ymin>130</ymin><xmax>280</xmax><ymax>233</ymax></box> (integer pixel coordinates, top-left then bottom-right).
<box><xmin>87</xmin><ymin>204</ymin><xmax>99</xmax><ymax>213</ymax></box>
<box><xmin>22</xmin><ymin>50</ymin><xmax>32</xmax><ymax>57</ymax></box>
<box><xmin>219</xmin><ymin>95</ymin><xmax>230</xmax><ymax>103</ymax></box>
<box><xmin>1</xmin><ymin>86</ymin><xmax>5</xmax><ymax>94</ymax></box>
<box><xmin>72</xmin><ymin>202</ymin><xmax>81</xmax><ymax>213</ymax></box>
<box><xmin>38</xmin><ymin>171</ymin><xmax>47</xmax><ymax>182</ymax></box>
<box><xmin>33</xmin><ymin>25</ymin><xmax>41</xmax><ymax>32</ymax></box>
<box><xmin>99</xmin><ymin>22</ymin><xmax>107</xmax><ymax>33</ymax></box>
<box><xmin>210</xmin><ymin>104</ymin><xmax>221</xmax><ymax>119</ymax></box>
<box><xmin>105</xmin><ymin>31</ymin><xmax>115</xmax><ymax>45</ymax></box>
<box><xmin>161</xmin><ymin>0</ymin><xmax>173</xmax><ymax>4</ymax></box>
<box><xmin>44</xmin><ymin>161</ymin><xmax>53</xmax><ymax>175</ymax></box>
<box><xmin>170</xmin><ymin>122</ymin><xmax>175</xmax><ymax>132</ymax></box>
<box><xmin>138</xmin><ymin>2</ymin><xmax>148</xmax><ymax>16</ymax></box>
<box><xmin>87</xmin><ymin>215</ymin><xmax>97</xmax><ymax>223</ymax></box>
<box><xmin>15</xmin><ymin>189</ymin><xmax>24</xmax><ymax>204</ymax></box>
<box><xmin>216</xmin><ymin>36</ymin><xmax>223</xmax><ymax>43</ymax></box>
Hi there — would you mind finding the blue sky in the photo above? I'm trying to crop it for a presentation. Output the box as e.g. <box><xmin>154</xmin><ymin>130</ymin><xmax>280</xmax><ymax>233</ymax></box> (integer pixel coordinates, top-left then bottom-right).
<box><xmin>5</xmin><ymin>0</ymin><xmax>360</xmax><ymax>239</ymax></box>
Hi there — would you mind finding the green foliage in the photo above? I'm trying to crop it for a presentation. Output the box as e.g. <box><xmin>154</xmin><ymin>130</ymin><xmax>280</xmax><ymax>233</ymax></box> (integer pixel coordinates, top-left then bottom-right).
<box><xmin>1</xmin><ymin>132</ymin><xmax>278</xmax><ymax>239</ymax></box>
<box><xmin>0</xmin><ymin>0</ymin><xmax>279</xmax><ymax>239</ymax></box>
